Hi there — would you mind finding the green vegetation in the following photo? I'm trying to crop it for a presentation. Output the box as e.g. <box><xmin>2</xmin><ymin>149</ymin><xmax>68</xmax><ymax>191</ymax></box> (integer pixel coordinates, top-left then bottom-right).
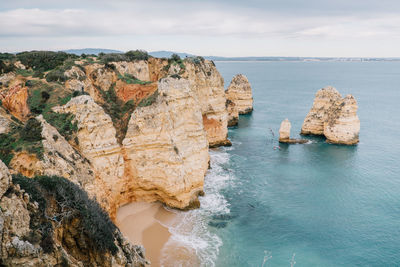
<box><xmin>125</xmin><ymin>50</ymin><xmax>150</xmax><ymax>61</ymax></box>
<box><xmin>0</xmin><ymin>59</ymin><xmax>15</xmax><ymax>74</ymax></box>
<box><xmin>98</xmin><ymin>84</ymin><xmax>136</xmax><ymax>143</ymax></box>
<box><xmin>15</xmin><ymin>68</ymin><xmax>34</xmax><ymax>77</ymax></box>
<box><xmin>184</xmin><ymin>56</ymin><xmax>205</xmax><ymax>65</ymax></box>
<box><xmin>26</xmin><ymin>81</ymin><xmax>81</xmax><ymax>140</ymax></box>
<box><xmin>99</xmin><ymin>50</ymin><xmax>150</xmax><ymax>64</ymax></box>
<box><xmin>0</xmin><ymin>119</ymin><xmax>43</xmax><ymax>166</ymax></box>
<box><xmin>117</xmin><ymin>73</ymin><xmax>152</xmax><ymax>85</ymax></box>
<box><xmin>12</xmin><ymin>174</ymin><xmax>119</xmax><ymax>255</ymax></box>
<box><xmin>43</xmin><ymin>112</ymin><xmax>78</xmax><ymax>141</ymax></box>
<box><xmin>16</xmin><ymin>51</ymin><xmax>77</xmax><ymax>73</ymax></box>
<box><xmin>163</xmin><ymin>53</ymin><xmax>186</xmax><ymax>74</ymax></box>
<box><xmin>138</xmin><ymin>89</ymin><xmax>158</xmax><ymax>107</ymax></box>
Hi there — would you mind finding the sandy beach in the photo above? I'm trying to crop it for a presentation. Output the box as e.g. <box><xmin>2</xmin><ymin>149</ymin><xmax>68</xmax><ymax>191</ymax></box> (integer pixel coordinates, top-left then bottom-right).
<box><xmin>116</xmin><ymin>202</ymin><xmax>177</xmax><ymax>266</ymax></box>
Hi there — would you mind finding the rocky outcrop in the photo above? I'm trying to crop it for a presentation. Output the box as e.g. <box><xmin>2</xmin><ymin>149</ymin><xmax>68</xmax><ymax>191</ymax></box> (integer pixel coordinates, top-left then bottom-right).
<box><xmin>184</xmin><ymin>60</ymin><xmax>230</xmax><ymax>147</ymax></box>
<box><xmin>301</xmin><ymin>86</ymin><xmax>360</xmax><ymax>145</ymax></box>
<box><xmin>323</xmin><ymin>95</ymin><xmax>360</xmax><ymax>145</ymax></box>
<box><xmin>226</xmin><ymin>74</ymin><xmax>253</xmax><ymax>115</ymax></box>
<box><xmin>0</xmin><ymin>160</ymin><xmax>147</xmax><ymax>267</ymax></box>
<box><xmin>301</xmin><ymin>86</ymin><xmax>342</xmax><ymax>135</ymax></box>
<box><xmin>112</xmin><ymin>61</ymin><xmax>151</xmax><ymax>81</ymax></box>
<box><xmin>279</xmin><ymin>119</ymin><xmax>308</xmax><ymax>144</ymax></box>
<box><xmin>0</xmin><ymin>84</ymin><xmax>30</xmax><ymax>121</ymax></box>
<box><xmin>122</xmin><ymin>77</ymin><xmax>209</xmax><ymax>210</ymax></box>
<box><xmin>279</xmin><ymin>119</ymin><xmax>291</xmax><ymax>141</ymax></box>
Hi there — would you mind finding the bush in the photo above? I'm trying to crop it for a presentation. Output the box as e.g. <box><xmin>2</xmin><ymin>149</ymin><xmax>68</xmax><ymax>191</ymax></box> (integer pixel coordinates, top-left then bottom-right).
<box><xmin>0</xmin><ymin>120</ymin><xmax>44</xmax><ymax>166</ymax></box>
<box><xmin>16</xmin><ymin>51</ymin><xmax>76</xmax><ymax>72</ymax></box>
<box><xmin>125</xmin><ymin>50</ymin><xmax>149</xmax><ymax>61</ymax></box>
<box><xmin>21</xmin><ymin>118</ymin><xmax>43</xmax><ymax>142</ymax></box>
<box><xmin>12</xmin><ymin>174</ymin><xmax>119</xmax><ymax>255</ymax></box>
<box><xmin>0</xmin><ymin>59</ymin><xmax>15</xmax><ymax>74</ymax></box>
<box><xmin>45</xmin><ymin>68</ymin><xmax>67</xmax><ymax>83</ymax></box>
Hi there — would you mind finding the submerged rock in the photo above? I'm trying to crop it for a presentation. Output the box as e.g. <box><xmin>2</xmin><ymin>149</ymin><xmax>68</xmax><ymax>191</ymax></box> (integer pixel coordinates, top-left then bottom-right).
<box><xmin>301</xmin><ymin>86</ymin><xmax>360</xmax><ymax>145</ymax></box>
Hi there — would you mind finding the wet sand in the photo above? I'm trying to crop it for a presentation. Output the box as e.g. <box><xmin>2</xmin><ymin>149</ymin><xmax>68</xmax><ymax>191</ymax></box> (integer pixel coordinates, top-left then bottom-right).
<box><xmin>116</xmin><ymin>202</ymin><xmax>176</xmax><ymax>267</ymax></box>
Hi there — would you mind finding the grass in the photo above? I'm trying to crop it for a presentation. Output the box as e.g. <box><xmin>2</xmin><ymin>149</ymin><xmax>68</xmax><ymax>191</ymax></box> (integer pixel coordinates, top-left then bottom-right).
<box><xmin>0</xmin><ymin>119</ymin><xmax>44</xmax><ymax>166</ymax></box>
<box><xmin>138</xmin><ymin>89</ymin><xmax>158</xmax><ymax>107</ymax></box>
<box><xmin>117</xmin><ymin>73</ymin><xmax>152</xmax><ymax>85</ymax></box>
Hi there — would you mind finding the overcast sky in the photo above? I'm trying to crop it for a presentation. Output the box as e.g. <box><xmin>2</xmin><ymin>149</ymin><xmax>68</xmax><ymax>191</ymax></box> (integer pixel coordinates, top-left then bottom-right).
<box><xmin>1</xmin><ymin>0</ymin><xmax>400</xmax><ymax>57</ymax></box>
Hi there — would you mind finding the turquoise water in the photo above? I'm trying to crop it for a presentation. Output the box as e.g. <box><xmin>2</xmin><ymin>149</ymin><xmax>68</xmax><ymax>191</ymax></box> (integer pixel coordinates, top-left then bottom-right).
<box><xmin>201</xmin><ymin>62</ymin><xmax>400</xmax><ymax>266</ymax></box>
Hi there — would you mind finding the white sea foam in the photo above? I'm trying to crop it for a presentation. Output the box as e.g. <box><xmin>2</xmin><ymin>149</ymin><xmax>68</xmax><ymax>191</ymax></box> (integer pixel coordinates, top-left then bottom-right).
<box><xmin>160</xmin><ymin>149</ymin><xmax>234</xmax><ymax>267</ymax></box>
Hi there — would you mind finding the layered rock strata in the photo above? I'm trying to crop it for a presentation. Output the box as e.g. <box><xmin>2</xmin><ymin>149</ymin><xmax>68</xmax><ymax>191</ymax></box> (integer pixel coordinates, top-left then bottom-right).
<box><xmin>122</xmin><ymin>77</ymin><xmax>209</xmax><ymax>210</ymax></box>
<box><xmin>226</xmin><ymin>74</ymin><xmax>253</xmax><ymax>115</ymax></box>
<box><xmin>184</xmin><ymin>60</ymin><xmax>230</xmax><ymax>147</ymax></box>
<box><xmin>301</xmin><ymin>86</ymin><xmax>360</xmax><ymax>145</ymax></box>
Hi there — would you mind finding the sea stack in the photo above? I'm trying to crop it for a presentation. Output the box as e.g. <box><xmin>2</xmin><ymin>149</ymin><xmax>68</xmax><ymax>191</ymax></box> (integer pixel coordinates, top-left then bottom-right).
<box><xmin>301</xmin><ymin>86</ymin><xmax>360</xmax><ymax>145</ymax></box>
<box><xmin>279</xmin><ymin>119</ymin><xmax>291</xmax><ymax>141</ymax></box>
<box><xmin>226</xmin><ymin>74</ymin><xmax>253</xmax><ymax>115</ymax></box>
<box><xmin>279</xmin><ymin>119</ymin><xmax>308</xmax><ymax>144</ymax></box>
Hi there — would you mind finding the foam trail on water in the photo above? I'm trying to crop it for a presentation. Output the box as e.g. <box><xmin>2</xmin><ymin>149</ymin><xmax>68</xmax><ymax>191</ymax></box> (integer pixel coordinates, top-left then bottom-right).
<box><xmin>160</xmin><ymin>149</ymin><xmax>234</xmax><ymax>267</ymax></box>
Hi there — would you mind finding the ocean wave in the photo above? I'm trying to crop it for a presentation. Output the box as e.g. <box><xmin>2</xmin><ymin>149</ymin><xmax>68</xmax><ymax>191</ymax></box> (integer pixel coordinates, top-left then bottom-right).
<box><xmin>160</xmin><ymin>149</ymin><xmax>234</xmax><ymax>267</ymax></box>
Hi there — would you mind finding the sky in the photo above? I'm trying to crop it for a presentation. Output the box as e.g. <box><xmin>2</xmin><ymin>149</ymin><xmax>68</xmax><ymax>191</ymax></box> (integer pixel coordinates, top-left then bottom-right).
<box><xmin>1</xmin><ymin>0</ymin><xmax>400</xmax><ymax>57</ymax></box>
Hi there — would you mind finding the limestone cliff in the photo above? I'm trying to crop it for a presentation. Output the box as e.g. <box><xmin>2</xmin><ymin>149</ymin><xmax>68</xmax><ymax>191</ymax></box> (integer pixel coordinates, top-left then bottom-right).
<box><xmin>183</xmin><ymin>60</ymin><xmax>230</xmax><ymax>147</ymax></box>
<box><xmin>0</xmin><ymin>160</ymin><xmax>147</xmax><ymax>267</ymax></box>
<box><xmin>52</xmin><ymin>96</ymin><xmax>125</xmax><ymax>213</ymax></box>
<box><xmin>226</xmin><ymin>74</ymin><xmax>253</xmax><ymax>115</ymax></box>
<box><xmin>301</xmin><ymin>86</ymin><xmax>360</xmax><ymax>145</ymax></box>
<box><xmin>122</xmin><ymin>77</ymin><xmax>209</xmax><ymax>210</ymax></box>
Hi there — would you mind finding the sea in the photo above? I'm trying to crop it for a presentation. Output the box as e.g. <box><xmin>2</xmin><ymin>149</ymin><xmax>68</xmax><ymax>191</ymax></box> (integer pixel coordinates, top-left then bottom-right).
<box><xmin>161</xmin><ymin>61</ymin><xmax>400</xmax><ymax>267</ymax></box>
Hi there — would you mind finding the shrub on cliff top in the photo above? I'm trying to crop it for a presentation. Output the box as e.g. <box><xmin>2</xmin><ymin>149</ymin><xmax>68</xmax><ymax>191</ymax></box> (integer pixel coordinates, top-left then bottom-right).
<box><xmin>99</xmin><ymin>50</ymin><xmax>150</xmax><ymax>64</ymax></box>
<box><xmin>16</xmin><ymin>51</ymin><xmax>76</xmax><ymax>72</ymax></box>
<box><xmin>125</xmin><ymin>50</ymin><xmax>150</xmax><ymax>61</ymax></box>
<box><xmin>0</xmin><ymin>59</ymin><xmax>15</xmax><ymax>74</ymax></box>
<box><xmin>12</xmin><ymin>174</ymin><xmax>119</xmax><ymax>255</ymax></box>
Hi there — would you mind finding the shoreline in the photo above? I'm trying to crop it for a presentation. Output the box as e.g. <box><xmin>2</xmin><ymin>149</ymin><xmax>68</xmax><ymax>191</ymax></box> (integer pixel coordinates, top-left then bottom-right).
<box><xmin>116</xmin><ymin>202</ymin><xmax>175</xmax><ymax>266</ymax></box>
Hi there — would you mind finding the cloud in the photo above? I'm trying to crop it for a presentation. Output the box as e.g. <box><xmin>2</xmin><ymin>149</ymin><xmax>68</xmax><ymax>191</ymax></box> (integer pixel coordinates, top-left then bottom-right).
<box><xmin>1</xmin><ymin>1</ymin><xmax>400</xmax><ymax>56</ymax></box>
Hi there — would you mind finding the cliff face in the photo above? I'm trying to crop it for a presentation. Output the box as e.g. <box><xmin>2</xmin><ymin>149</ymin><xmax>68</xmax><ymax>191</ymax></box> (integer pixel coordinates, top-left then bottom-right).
<box><xmin>0</xmin><ymin>54</ymin><xmax>236</xmax><ymax>264</ymax></box>
<box><xmin>184</xmin><ymin>60</ymin><xmax>230</xmax><ymax>147</ymax></box>
<box><xmin>122</xmin><ymin>77</ymin><xmax>209</xmax><ymax>209</ymax></box>
<box><xmin>0</xmin><ymin>160</ymin><xmax>147</xmax><ymax>267</ymax></box>
<box><xmin>301</xmin><ymin>86</ymin><xmax>360</xmax><ymax>144</ymax></box>
<box><xmin>226</xmin><ymin>74</ymin><xmax>253</xmax><ymax>115</ymax></box>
